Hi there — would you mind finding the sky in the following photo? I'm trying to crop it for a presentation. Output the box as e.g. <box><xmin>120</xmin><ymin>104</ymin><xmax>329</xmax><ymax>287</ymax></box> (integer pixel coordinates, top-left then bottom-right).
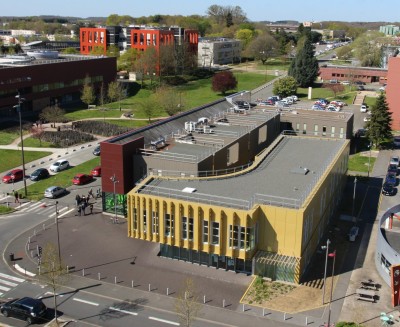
<box><xmin>2</xmin><ymin>0</ymin><xmax>400</xmax><ymax>23</ymax></box>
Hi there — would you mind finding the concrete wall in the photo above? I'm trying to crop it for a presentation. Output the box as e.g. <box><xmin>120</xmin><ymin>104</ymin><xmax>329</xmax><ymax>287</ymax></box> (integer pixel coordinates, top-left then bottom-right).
<box><xmin>387</xmin><ymin>57</ymin><xmax>400</xmax><ymax>130</ymax></box>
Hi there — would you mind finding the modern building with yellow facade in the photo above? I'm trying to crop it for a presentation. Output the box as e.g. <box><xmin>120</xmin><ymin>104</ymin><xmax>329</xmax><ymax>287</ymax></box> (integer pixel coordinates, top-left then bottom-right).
<box><xmin>125</xmin><ymin>107</ymin><xmax>350</xmax><ymax>284</ymax></box>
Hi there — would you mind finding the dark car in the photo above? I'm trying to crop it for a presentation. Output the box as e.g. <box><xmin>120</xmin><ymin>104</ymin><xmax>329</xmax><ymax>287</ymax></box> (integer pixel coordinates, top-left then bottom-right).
<box><xmin>30</xmin><ymin>168</ymin><xmax>50</xmax><ymax>181</ymax></box>
<box><xmin>233</xmin><ymin>100</ymin><xmax>250</xmax><ymax>109</ymax></box>
<box><xmin>0</xmin><ymin>297</ymin><xmax>47</xmax><ymax>325</ymax></box>
<box><xmin>386</xmin><ymin>172</ymin><xmax>397</xmax><ymax>186</ymax></box>
<box><xmin>388</xmin><ymin>164</ymin><xmax>398</xmax><ymax>175</ymax></box>
<box><xmin>2</xmin><ymin>169</ymin><xmax>23</xmax><ymax>183</ymax></box>
<box><xmin>382</xmin><ymin>182</ymin><xmax>396</xmax><ymax>196</ymax></box>
<box><xmin>93</xmin><ymin>145</ymin><xmax>101</xmax><ymax>156</ymax></box>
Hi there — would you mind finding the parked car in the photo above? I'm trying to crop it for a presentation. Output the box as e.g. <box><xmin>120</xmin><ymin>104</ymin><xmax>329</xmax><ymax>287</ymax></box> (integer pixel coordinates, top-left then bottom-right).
<box><xmin>393</xmin><ymin>136</ymin><xmax>400</xmax><ymax>147</ymax></box>
<box><xmin>50</xmin><ymin>159</ymin><xmax>69</xmax><ymax>172</ymax></box>
<box><xmin>257</xmin><ymin>99</ymin><xmax>274</xmax><ymax>106</ymax></box>
<box><xmin>357</xmin><ymin>85</ymin><xmax>365</xmax><ymax>91</ymax></box>
<box><xmin>354</xmin><ymin>80</ymin><xmax>366</xmax><ymax>85</ymax></box>
<box><xmin>382</xmin><ymin>182</ymin><xmax>396</xmax><ymax>196</ymax></box>
<box><xmin>363</xmin><ymin>116</ymin><xmax>371</xmax><ymax>122</ymax></box>
<box><xmin>348</xmin><ymin>226</ymin><xmax>359</xmax><ymax>242</ymax></box>
<box><xmin>233</xmin><ymin>100</ymin><xmax>250</xmax><ymax>109</ymax></box>
<box><xmin>341</xmin><ymin>81</ymin><xmax>350</xmax><ymax>85</ymax></box>
<box><xmin>2</xmin><ymin>169</ymin><xmax>23</xmax><ymax>183</ymax></box>
<box><xmin>390</xmin><ymin>155</ymin><xmax>400</xmax><ymax>166</ymax></box>
<box><xmin>268</xmin><ymin>95</ymin><xmax>280</xmax><ymax>102</ymax></box>
<box><xmin>91</xmin><ymin>166</ymin><xmax>101</xmax><ymax>177</ymax></box>
<box><xmin>93</xmin><ymin>146</ymin><xmax>101</xmax><ymax>156</ymax></box>
<box><xmin>312</xmin><ymin>104</ymin><xmax>324</xmax><ymax>111</ymax></box>
<box><xmin>30</xmin><ymin>168</ymin><xmax>50</xmax><ymax>181</ymax></box>
<box><xmin>326</xmin><ymin>105</ymin><xmax>340</xmax><ymax>112</ymax></box>
<box><xmin>386</xmin><ymin>172</ymin><xmax>397</xmax><ymax>186</ymax></box>
<box><xmin>360</xmin><ymin>105</ymin><xmax>368</xmax><ymax>113</ymax></box>
<box><xmin>289</xmin><ymin>95</ymin><xmax>298</xmax><ymax>101</ymax></box>
<box><xmin>282</xmin><ymin>97</ymin><xmax>293</xmax><ymax>105</ymax></box>
<box><xmin>72</xmin><ymin>173</ymin><xmax>94</xmax><ymax>185</ymax></box>
<box><xmin>0</xmin><ymin>297</ymin><xmax>47</xmax><ymax>325</ymax></box>
<box><xmin>388</xmin><ymin>164</ymin><xmax>398</xmax><ymax>175</ymax></box>
<box><xmin>44</xmin><ymin>186</ymin><xmax>67</xmax><ymax>198</ymax></box>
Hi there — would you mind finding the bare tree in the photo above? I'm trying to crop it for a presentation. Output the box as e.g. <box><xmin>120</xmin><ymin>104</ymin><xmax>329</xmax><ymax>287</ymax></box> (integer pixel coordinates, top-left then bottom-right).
<box><xmin>246</xmin><ymin>34</ymin><xmax>278</xmax><ymax>64</ymax></box>
<box><xmin>107</xmin><ymin>81</ymin><xmax>125</xmax><ymax>111</ymax></box>
<box><xmin>39</xmin><ymin>106</ymin><xmax>66</xmax><ymax>128</ymax></box>
<box><xmin>30</xmin><ymin>124</ymin><xmax>45</xmax><ymax>146</ymax></box>
<box><xmin>323</xmin><ymin>83</ymin><xmax>345</xmax><ymax>98</ymax></box>
<box><xmin>155</xmin><ymin>86</ymin><xmax>184</xmax><ymax>116</ymax></box>
<box><xmin>175</xmin><ymin>278</ymin><xmax>201</xmax><ymax>327</ymax></box>
<box><xmin>37</xmin><ymin>243</ymin><xmax>69</xmax><ymax>325</ymax></box>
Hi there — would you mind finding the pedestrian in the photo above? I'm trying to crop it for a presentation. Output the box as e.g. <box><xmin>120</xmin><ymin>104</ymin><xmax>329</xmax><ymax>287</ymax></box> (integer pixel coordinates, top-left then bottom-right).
<box><xmin>88</xmin><ymin>188</ymin><xmax>93</xmax><ymax>199</ymax></box>
<box><xmin>78</xmin><ymin>206</ymin><xmax>82</xmax><ymax>216</ymax></box>
<box><xmin>90</xmin><ymin>204</ymin><xmax>93</xmax><ymax>214</ymax></box>
<box><xmin>75</xmin><ymin>194</ymin><xmax>81</xmax><ymax>207</ymax></box>
<box><xmin>14</xmin><ymin>190</ymin><xmax>19</xmax><ymax>204</ymax></box>
<box><xmin>96</xmin><ymin>188</ymin><xmax>100</xmax><ymax>199</ymax></box>
<box><xmin>82</xmin><ymin>203</ymin><xmax>86</xmax><ymax>216</ymax></box>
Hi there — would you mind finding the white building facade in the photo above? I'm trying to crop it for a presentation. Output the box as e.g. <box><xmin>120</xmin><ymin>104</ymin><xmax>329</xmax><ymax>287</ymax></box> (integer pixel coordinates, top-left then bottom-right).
<box><xmin>198</xmin><ymin>37</ymin><xmax>241</xmax><ymax>67</ymax></box>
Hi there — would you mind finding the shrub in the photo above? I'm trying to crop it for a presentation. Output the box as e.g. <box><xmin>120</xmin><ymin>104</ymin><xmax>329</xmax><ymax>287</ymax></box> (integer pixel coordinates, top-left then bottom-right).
<box><xmin>40</xmin><ymin>130</ymin><xmax>94</xmax><ymax>147</ymax></box>
<box><xmin>72</xmin><ymin>120</ymin><xmax>131</xmax><ymax>137</ymax></box>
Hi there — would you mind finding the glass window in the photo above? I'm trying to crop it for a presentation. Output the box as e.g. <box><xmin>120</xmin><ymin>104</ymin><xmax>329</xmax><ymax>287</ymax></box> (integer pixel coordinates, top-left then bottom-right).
<box><xmin>182</xmin><ymin>217</ymin><xmax>187</xmax><ymax>239</ymax></box>
<box><xmin>143</xmin><ymin>210</ymin><xmax>147</xmax><ymax>233</ymax></box>
<box><xmin>340</xmin><ymin>127</ymin><xmax>344</xmax><ymax>139</ymax></box>
<box><xmin>314</xmin><ymin>124</ymin><xmax>318</xmax><ymax>136</ymax></box>
<box><xmin>229</xmin><ymin>225</ymin><xmax>232</xmax><ymax>247</ymax></box>
<box><xmin>152</xmin><ymin>211</ymin><xmax>159</xmax><ymax>234</ymax></box>
<box><xmin>322</xmin><ymin>126</ymin><xmax>326</xmax><ymax>136</ymax></box>
<box><xmin>240</xmin><ymin>227</ymin><xmax>246</xmax><ymax>249</ymax></box>
<box><xmin>233</xmin><ymin>225</ymin><xmax>239</xmax><ymax>248</ymax></box>
<box><xmin>188</xmin><ymin>218</ymin><xmax>194</xmax><ymax>240</ymax></box>
<box><xmin>203</xmin><ymin>220</ymin><xmax>209</xmax><ymax>243</ymax></box>
<box><xmin>303</xmin><ymin>123</ymin><xmax>307</xmax><ymax>134</ymax></box>
<box><xmin>212</xmin><ymin>222</ymin><xmax>219</xmax><ymax>245</ymax></box>
<box><xmin>133</xmin><ymin>208</ymin><xmax>138</xmax><ymax>230</ymax></box>
<box><xmin>296</xmin><ymin>123</ymin><xmax>300</xmax><ymax>132</ymax></box>
<box><xmin>165</xmin><ymin>213</ymin><xmax>171</xmax><ymax>236</ymax></box>
<box><xmin>331</xmin><ymin>126</ymin><xmax>335</xmax><ymax>137</ymax></box>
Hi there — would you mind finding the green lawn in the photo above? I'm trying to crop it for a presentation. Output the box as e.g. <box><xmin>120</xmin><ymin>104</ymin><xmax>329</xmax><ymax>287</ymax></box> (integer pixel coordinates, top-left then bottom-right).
<box><xmin>20</xmin><ymin>137</ymin><xmax>57</xmax><ymax>148</ymax></box>
<box><xmin>0</xmin><ymin>131</ymin><xmax>19</xmax><ymax>145</ymax></box>
<box><xmin>363</xmin><ymin>96</ymin><xmax>377</xmax><ymax>108</ymax></box>
<box><xmin>348</xmin><ymin>153</ymin><xmax>376</xmax><ymax>173</ymax></box>
<box><xmin>0</xmin><ymin>205</ymin><xmax>14</xmax><ymax>214</ymax></box>
<box><xmin>297</xmin><ymin>84</ymin><xmax>357</xmax><ymax>104</ymax></box>
<box><xmin>64</xmin><ymin>72</ymin><xmax>271</xmax><ymax>121</ymax></box>
<box><xmin>0</xmin><ymin>149</ymin><xmax>52</xmax><ymax>173</ymax></box>
<box><xmin>19</xmin><ymin>157</ymin><xmax>101</xmax><ymax>201</ymax></box>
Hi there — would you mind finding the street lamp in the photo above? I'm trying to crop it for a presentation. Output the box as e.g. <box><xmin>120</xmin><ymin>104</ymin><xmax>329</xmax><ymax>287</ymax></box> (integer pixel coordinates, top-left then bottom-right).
<box><xmin>367</xmin><ymin>142</ymin><xmax>372</xmax><ymax>177</ymax></box>
<box><xmin>55</xmin><ymin>201</ymin><xmax>61</xmax><ymax>267</ymax></box>
<box><xmin>14</xmin><ymin>92</ymin><xmax>27</xmax><ymax>197</ymax></box>
<box><xmin>352</xmin><ymin>177</ymin><xmax>357</xmax><ymax>221</ymax></box>
<box><xmin>110</xmin><ymin>174</ymin><xmax>119</xmax><ymax>224</ymax></box>
<box><xmin>321</xmin><ymin>239</ymin><xmax>331</xmax><ymax>305</ymax></box>
<box><xmin>327</xmin><ymin>250</ymin><xmax>337</xmax><ymax>327</ymax></box>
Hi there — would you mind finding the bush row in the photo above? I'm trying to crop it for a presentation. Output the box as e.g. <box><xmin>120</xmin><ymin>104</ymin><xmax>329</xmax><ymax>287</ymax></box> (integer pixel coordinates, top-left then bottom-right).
<box><xmin>39</xmin><ymin>130</ymin><xmax>95</xmax><ymax>147</ymax></box>
<box><xmin>72</xmin><ymin>120</ymin><xmax>131</xmax><ymax>137</ymax></box>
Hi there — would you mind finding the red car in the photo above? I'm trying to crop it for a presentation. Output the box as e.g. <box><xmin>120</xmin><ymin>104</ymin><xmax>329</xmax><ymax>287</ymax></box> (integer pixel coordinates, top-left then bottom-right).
<box><xmin>91</xmin><ymin>166</ymin><xmax>101</xmax><ymax>177</ymax></box>
<box><xmin>2</xmin><ymin>169</ymin><xmax>23</xmax><ymax>183</ymax></box>
<box><xmin>72</xmin><ymin>174</ymin><xmax>93</xmax><ymax>185</ymax></box>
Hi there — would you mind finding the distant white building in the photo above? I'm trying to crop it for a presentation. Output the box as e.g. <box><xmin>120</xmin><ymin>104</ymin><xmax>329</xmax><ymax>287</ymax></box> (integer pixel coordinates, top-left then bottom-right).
<box><xmin>380</xmin><ymin>25</ymin><xmax>400</xmax><ymax>36</ymax></box>
<box><xmin>198</xmin><ymin>37</ymin><xmax>241</xmax><ymax>67</ymax></box>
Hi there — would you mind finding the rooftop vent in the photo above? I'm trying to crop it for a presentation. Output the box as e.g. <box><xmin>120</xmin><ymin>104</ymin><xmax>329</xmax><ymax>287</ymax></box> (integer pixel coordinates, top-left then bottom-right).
<box><xmin>290</xmin><ymin>167</ymin><xmax>309</xmax><ymax>175</ymax></box>
<box><xmin>182</xmin><ymin>187</ymin><xmax>196</xmax><ymax>193</ymax></box>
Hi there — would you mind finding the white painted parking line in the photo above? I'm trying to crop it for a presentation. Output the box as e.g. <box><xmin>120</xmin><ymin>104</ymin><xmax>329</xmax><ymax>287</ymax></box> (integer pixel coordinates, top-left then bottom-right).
<box><xmin>58</xmin><ymin>208</ymin><xmax>75</xmax><ymax>218</ymax></box>
<box><xmin>149</xmin><ymin>317</ymin><xmax>180</xmax><ymax>326</ymax></box>
<box><xmin>108</xmin><ymin>307</ymin><xmax>138</xmax><ymax>316</ymax></box>
<box><xmin>0</xmin><ymin>273</ymin><xmax>25</xmax><ymax>283</ymax></box>
<box><xmin>73</xmin><ymin>298</ymin><xmax>99</xmax><ymax>306</ymax></box>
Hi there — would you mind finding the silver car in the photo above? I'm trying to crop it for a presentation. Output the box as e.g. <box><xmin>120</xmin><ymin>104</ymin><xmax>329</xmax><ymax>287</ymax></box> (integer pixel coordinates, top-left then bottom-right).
<box><xmin>50</xmin><ymin>159</ymin><xmax>69</xmax><ymax>172</ymax></box>
<box><xmin>44</xmin><ymin>186</ymin><xmax>66</xmax><ymax>199</ymax></box>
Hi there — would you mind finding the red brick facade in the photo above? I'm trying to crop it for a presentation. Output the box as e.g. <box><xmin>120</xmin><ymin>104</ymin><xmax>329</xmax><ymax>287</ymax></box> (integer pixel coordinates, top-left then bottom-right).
<box><xmin>386</xmin><ymin>57</ymin><xmax>400</xmax><ymax>130</ymax></box>
<box><xmin>319</xmin><ymin>65</ymin><xmax>387</xmax><ymax>84</ymax></box>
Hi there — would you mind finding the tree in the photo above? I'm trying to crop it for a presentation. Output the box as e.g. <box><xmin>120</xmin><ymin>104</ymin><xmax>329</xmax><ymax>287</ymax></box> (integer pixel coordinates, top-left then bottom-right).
<box><xmin>226</xmin><ymin>12</ymin><xmax>233</xmax><ymax>27</ymax></box>
<box><xmin>39</xmin><ymin>106</ymin><xmax>66</xmax><ymax>127</ymax></box>
<box><xmin>288</xmin><ymin>35</ymin><xmax>319</xmax><ymax>87</ymax></box>
<box><xmin>246</xmin><ymin>34</ymin><xmax>278</xmax><ymax>64</ymax></box>
<box><xmin>30</xmin><ymin>124</ymin><xmax>45</xmax><ymax>146</ymax></box>
<box><xmin>81</xmin><ymin>77</ymin><xmax>96</xmax><ymax>108</ymax></box>
<box><xmin>352</xmin><ymin>31</ymin><xmax>383</xmax><ymax>67</ymax></box>
<box><xmin>134</xmin><ymin>47</ymin><xmax>158</xmax><ymax>87</ymax></box>
<box><xmin>155</xmin><ymin>86</ymin><xmax>184</xmax><ymax>116</ymax></box>
<box><xmin>211</xmin><ymin>71</ymin><xmax>237</xmax><ymax>95</ymax></box>
<box><xmin>37</xmin><ymin>243</ymin><xmax>69</xmax><ymax>325</ymax></box>
<box><xmin>365</xmin><ymin>93</ymin><xmax>392</xmax><ymax>149</ymax></box>
<box><xmin>108</xmin><ymin>81</ymin><xmax>125</xmax><ymax>111</ymax></box>
<box><xmin>175</xmin><ymin>278</ymin><xmax>201</xmax><ymax>327</ymax></box>
<box><xmin>98</xmin><ymin>82</ymin><xmax>108</xmax><ymax>108</ymax></box>
<box><xmin>323</xmin><ymin>83</ymin><xmax>345</xmax><ymax>98</ymax></box>
<box><xmin>272</xmin><ymin>76</ymin><xmax>297</xmax><ymax>98</ymax></box>
<box><xmin>336</xmin><ymin>45</ymin><xmax>352</xmax><ymax>60</ymax></box>
<box><xmin>140</xmin><ymin>98</ymin><xmax>159</xmax><ymax>122</ymax></box>
<box><xmin>235</xmin><ymin>28</ymin><xmax>255</xmax><ymax>50</ymax></box>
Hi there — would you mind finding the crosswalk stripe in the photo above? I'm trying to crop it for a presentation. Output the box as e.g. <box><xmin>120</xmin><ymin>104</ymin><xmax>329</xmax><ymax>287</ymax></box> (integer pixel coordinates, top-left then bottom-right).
<box><xmin>49</xmin><ymin>206</ymin><xmax>68</xmax><ymax>218</ymax></box>
<box><xmin>0</xmin><ymin>272</ymin><xmax>25</xmax><ymax>283</ymax></box>
<box><xmin>0</xmin><ymin>279</ymin><xmax>17</xmax><ymax>287</ymax></box>
<box><xmin>58</xmin><ymin>208</ymin><xmax>75</xmax><ymax>218</ymax></box>
<box><xmin>0</xmin><ymin>285</ymin><xmax>11</xmax><ymax>291</ymax></box>
<box><xmin>20</xmin><ymin>202</ymin><xmax>44</xmax><ymax>212</ymax></box>
<box><xmin>17</xmin><ymin>202</ymin><xmax>32</xmax><ymax>209</ymax></box>
<box><xmin>0</xmin><ymin>292</ymin><xmax>3</xmax><ymax>296</ymax></box>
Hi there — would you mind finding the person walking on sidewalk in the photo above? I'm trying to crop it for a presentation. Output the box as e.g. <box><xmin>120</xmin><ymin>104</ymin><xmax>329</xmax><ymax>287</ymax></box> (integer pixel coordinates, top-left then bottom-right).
<box><xmin>88</xmin><ymin>188</ymin><xmax>94</xmax><ymax>199</ymax></box>
<box><xmin>14</xmin><ymin>190</ymin><xmax>19</xmax><ymax>204</ymax></box>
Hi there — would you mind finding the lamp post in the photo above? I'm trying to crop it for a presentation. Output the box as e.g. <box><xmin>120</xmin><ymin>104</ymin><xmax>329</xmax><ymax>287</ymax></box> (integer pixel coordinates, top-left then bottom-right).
<box><xmin>321</xmin><ymin>239</ymin><xmax>331</xmax><ymax>305</ymax></box>
<box><xmin>367</xmin><ymin>141</ymin><xmax>372</xmax><ymax>177</ymax></box>
<box><xmin>352</xmin><ymin>177</ymin><xmax>357</xmax><ymax>221</ymax></box>
<box><xmin>55</xmin><ymin>201</ymin><xmax>61</xmax><ymax>267</ymax></box>
<box><xmin>327</xmin><ymin>250</ymin><xmax>337</xmax><ymax>327</ymax></box>
<box><xmin>15</xmin><ymin>92</ymin><xmax>27</xmax><ymax>197</ymax></box>
<box><xmin>110</xmin><ymin>174</ymin><xmax>119</xmax><ymax>224</ymax></box>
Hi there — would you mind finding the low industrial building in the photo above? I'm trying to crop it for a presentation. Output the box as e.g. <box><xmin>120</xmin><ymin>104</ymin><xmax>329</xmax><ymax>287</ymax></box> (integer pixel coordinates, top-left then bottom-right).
<box><xmin>198</xmin><ymin>37</ymin><xmax>241</xmax><ymax>67</ymax></box>
<box><xmin>101</xmin><ymin>97</ymin><xmax>351</xmax><ymax>283</ymax></box>
<box><xmin>319</xmin><ymin>65</ymin><xmax>388</xmax><ymax>84</ymax></box>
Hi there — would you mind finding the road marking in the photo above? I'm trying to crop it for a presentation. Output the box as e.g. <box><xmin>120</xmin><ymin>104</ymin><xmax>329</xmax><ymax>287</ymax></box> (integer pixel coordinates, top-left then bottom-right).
<box><xmin>20</xmin><ymin>202</ymin><xmax>44</xmax><ymax>212</ymax></box>
<box><xmin>108</xmin><ymin>307</ymin><xmax>138</xmax><ymax>316</ymax></box>
<box><xmin>0</xmin><ymin>196</ymin><xmax>11</xmax><ymax>201</ymax></box>
<box><xmin>0</xmin><ymin>292</ymin><xmax>2</xmax><ymax>296</ymax></box>
<box><xmin>17</xmin><ymin>202</ymin><xmax>32</xmax><ymax>209</ymax></box>
<box><xmin>0</xmin><ymin>285</ymin><xmax>11</xmax><ymax>291</ymax></box>
<box><xmin>0</xmin><ymin>273</ymin><xmax>25</xmax><ymax>283</ymax></box>
<box><xmin>58</xmin><ymin>208</ymin><xmax>75</xmax><ymax>218</ymax></box>
<box><xmin>49</xmin><ymin>206</ymin><xmax>68</xmax><ymax>217</ymax></box>
<box><xmin>0</xmin><ymin>279</ymin><xmax>18</xmax><ymax>287</ymax></box>
<box><xmin>149</xmin><ymin>317</ymin><xmax>180</xmax><ymax>326</ymax></box>
<box><xmin>73</xmin><ymin>298</ymin><xmax>99</xmax><ymax>306</ymax></box>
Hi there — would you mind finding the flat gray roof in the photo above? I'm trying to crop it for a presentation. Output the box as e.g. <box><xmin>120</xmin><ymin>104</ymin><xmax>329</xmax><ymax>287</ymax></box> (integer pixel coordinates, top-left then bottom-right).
<box><xmin>137</xmin><ymin>136</ymin><xmax>347</xmax><ymax>209</ymax></box>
